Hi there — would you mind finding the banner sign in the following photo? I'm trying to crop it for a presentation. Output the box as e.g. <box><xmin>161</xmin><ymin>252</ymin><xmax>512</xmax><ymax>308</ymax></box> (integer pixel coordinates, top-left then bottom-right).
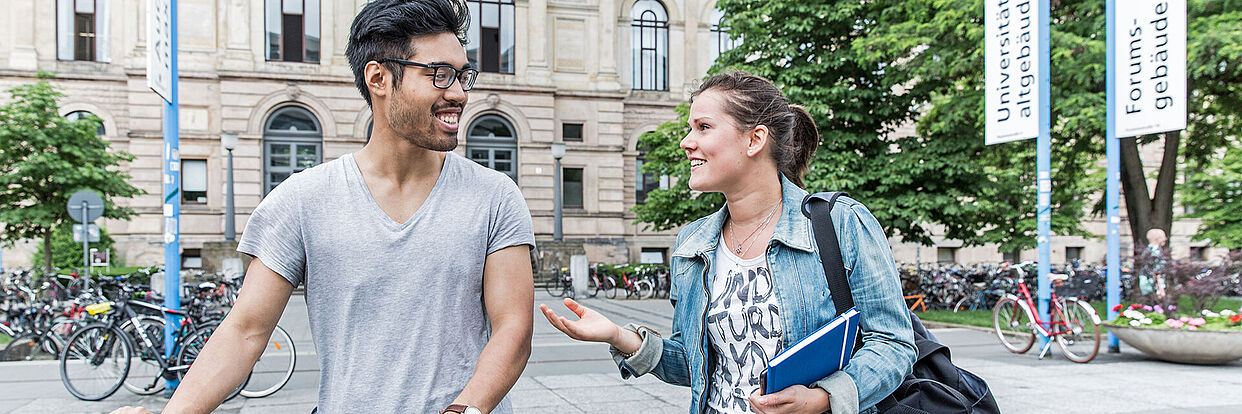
<box><xmin>1114</xmin><ymin>0</ymin><xmax>1186</xmax><ymax>137</ymax></box>
<box><xmin>985</xmin><ymin>0</ymin><xmax>1044</xmax><ymax>145</ymax></box>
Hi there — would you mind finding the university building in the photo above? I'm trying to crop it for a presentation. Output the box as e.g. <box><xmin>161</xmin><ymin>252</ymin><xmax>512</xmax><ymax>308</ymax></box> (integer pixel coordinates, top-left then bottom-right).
<box><xmin>0</xmin><ymin>0</ymin><xmax>1221</xmax><ymax>272</ymax></box>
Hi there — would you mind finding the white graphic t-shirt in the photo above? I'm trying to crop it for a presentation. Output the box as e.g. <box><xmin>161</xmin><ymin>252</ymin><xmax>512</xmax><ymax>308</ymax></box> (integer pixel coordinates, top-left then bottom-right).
<box><xmin>705</xmin><ymin>235</ymin><xmax>783</xmax><ymax>413</ymax></box>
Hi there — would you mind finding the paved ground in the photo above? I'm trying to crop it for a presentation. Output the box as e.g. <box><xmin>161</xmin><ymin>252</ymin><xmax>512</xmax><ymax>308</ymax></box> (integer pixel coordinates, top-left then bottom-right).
<box><xmin>2</xmin><ymin>291</ymin><xmax>1240</xmax><ymax>413</ymax></box>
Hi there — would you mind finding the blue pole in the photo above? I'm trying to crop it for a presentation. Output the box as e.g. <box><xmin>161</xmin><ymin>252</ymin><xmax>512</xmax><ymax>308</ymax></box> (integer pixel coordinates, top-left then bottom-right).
<box><xmin>162</xmin><ymin>0</ymin><xmax>182</xmax><ymax>391</ymax></box>
<box><xmin>1036</xmin><ymin>0</ymin><xmax>1052</xmax><ymax>349</ymax></box>
<box><xmin>1105</xmin><ymin>0</ymin><xmax>1121</xmax><ymax>352</ymax></box>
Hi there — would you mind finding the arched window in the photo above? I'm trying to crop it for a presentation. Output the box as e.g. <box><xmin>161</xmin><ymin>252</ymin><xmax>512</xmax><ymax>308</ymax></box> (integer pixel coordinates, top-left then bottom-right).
<box><xmin>466</xmin><ymin>115</ymin><xmax>518</xmax><ymax>182</ymax></box>
<box><xmin>466</xmin><ymin>0</ymin><xmax>515</xmax><ymax>74</ymax></box>
<box><xmin>263</xmin><ymin>106</ymin><xmax>322</xmax><ymax>194</ymax></box>
<box><xmin>709</xmin><ymin>9</ymin><xmax>739</xmax><ymax>63</ymax></box>
<box><xmin>631</xmin><ymin>0</ymin><xmax>668</xmax><ymax>91</ymax></box>
<box><xmin>66</xmin><ymin>110</ymin><xmax>105</xmax><ymax>136</ymax></box>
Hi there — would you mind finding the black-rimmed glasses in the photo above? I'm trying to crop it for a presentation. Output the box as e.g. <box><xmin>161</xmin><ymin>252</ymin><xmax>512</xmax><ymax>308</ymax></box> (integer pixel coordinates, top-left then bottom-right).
<box><xmin>380</xmin><ymin>58</ymin><xmax>479</xmax><ymax>91</ymax></box>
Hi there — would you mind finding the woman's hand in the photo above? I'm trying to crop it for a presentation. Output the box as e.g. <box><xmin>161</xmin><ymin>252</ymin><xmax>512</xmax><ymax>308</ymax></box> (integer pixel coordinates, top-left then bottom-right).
<box><xmin>540</xmin><ymin>298</ymin><xmax>623</xmax><ymax>344</ymax></box>
<box><xmin>749</xmin><ymin>385</ymin><xmax>830</xmax><ymax>414</ymax></box>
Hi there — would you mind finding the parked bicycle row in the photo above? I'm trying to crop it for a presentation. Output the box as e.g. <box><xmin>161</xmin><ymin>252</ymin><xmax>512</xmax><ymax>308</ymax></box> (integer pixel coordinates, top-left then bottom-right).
<box><xmin>898</xmin><ymin>261</ymin><xmax>1140</xmax><ymax>312</ymax></box>
<box><xmin>0</xmin><ymin>267</ymin><xmax>295</xmax><ymax>401</ymax></box>
<box><xmin>544</xmin><ymin>263</ymin><xmax>671</xmax><ymax>300</ymax></box>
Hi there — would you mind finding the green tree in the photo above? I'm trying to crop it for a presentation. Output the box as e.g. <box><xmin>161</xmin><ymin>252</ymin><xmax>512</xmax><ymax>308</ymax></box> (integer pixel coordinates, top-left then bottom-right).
<box><xmin>0</xmin><ymin>73</ymin><xmax>144</xmax><ymax>272</ymax></box>
<box><xmin>635</xmin><ymin>0</ymin><xmax>1242</xmax><ymax>255</ymax></box>
<box><xmin>1183</xmin><ymin>144</ymin><xmax>1242</xmax><ymax>249</ymax></box>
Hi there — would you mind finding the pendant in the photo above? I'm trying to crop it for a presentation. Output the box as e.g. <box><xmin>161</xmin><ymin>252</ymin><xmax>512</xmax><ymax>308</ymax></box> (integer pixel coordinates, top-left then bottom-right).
<box><xmin>735</xmin><ymin>246</ymin><xmax>742</xmax><ymax>254</ymax></box>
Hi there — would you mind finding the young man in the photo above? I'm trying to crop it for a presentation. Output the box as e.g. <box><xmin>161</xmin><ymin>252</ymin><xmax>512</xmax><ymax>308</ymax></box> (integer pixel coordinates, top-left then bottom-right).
<box><xmin>114</xmin><ymin>1</ymin><xmax>534</xmax><ymax>413</ymax></box>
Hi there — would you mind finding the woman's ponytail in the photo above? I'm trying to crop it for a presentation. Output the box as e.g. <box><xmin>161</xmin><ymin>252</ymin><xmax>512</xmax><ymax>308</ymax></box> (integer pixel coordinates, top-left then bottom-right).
<box><xmin>784</xmin><ymin>104</ymin><xmax>819</xmax><ymax>188</ymax></box>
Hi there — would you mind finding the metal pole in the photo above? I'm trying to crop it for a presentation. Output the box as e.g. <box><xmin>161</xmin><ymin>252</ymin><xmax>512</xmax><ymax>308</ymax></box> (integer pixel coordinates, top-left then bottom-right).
<box><xmin>81</xmin><ymin>202</ymin><xmax>89</xmax><ymax>273</ymax></box>
<box><xmin>553</xmin><ymin>157</ymin><xmax>563</xmax><ymax>241</ymax></box>
<box><xmin>225</xmin><ymin>148</ymin><xmax>235</xmax><ymax>241</ymax></box>
<box><xmin>1105</xmin><ymin>0</ymin><xmax>1122</xmax><ymax>352</ymax></box>
<box><xmin>162</xmin><ymin>0</ymin><xmax>182</xmax><ymax>390</ymax></box>
<box><xmin>1036</xmin><ymin>0</ymin><xmax>1052</xmax><ymax>349</ymax></box>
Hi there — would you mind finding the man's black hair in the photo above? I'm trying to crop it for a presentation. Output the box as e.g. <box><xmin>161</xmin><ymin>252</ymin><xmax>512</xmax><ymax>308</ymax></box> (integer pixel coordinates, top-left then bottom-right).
<box><xmin>345</xmin><ymin>0</ymin><xmax>470</xmax><ymax>106</ymax></box>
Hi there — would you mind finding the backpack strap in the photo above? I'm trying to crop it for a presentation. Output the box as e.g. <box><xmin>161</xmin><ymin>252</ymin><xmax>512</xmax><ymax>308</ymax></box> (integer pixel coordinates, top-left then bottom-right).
<box><xmin>800</xmin><ymin>192</ymin><xmax>853</xmax><ymax>315</ymax></box>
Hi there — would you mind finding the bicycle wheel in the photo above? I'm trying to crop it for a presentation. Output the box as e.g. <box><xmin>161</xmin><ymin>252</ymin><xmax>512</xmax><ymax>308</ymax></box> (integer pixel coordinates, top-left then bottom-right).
<box><xmin>59</xmin><ymin>324</ymin><xmax>132</xmax><ymax>401</ymax></box>
<box><xmin>952</xmin><ymin>296</ymin><xmax>973</xmax><ymax>313</ymax></box>
<box><xmin>587</xmin><ymin>277</ymin><xmax>600</xmax><ymax>298</ymax></box>
<box><xmin>544</xmin><ymin>273</ymin><xmax>564</xmax><ymax>297</ymax></box>
<box><xmin>2</xmin><ymin>333</ymin><xmax>53</xmax><ymax>361</ymax></box>
<box><xmin>992</xmin><ymin>297</ymin><xmax>1035</xmax><ymax>354</ymax></box>
<box><xmin>603</xmin><ymin>277</ymin><xmax>617</xmax><ymax>299</ymax></box>
<box><xmin>241</xmin><ymin>324</ymin><xmax>296</xmax><ymax>398</ymax></box>
<box><xmin>637</xmin><ymin>280</ymin><xmax>655</xmax><ymax>299</ymax></box>
<box><xmin>1055</xmin><ymin>299</ymin><xmax>1101</xmax><ymax>363</ymax></box>
<box><xmin>176</xmin><ymin>323</ymin><xmax>246</xmax><ymax>401</ymax></box>
<box><xmin>119</xmin><ymin>316</ymin><xmax>167</xmax><ymax>395</ymax></box>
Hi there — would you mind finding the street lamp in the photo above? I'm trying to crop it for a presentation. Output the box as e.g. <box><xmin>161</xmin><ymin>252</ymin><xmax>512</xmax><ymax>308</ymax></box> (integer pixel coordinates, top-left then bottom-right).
<box><xmin>551</xmin><ymin>142</ymin><xmax>566</xmax><ymax>242</ymax></box>
<box><xmin>221</xmin><ymin>132</ymin><xmax>238</xmax><ymax>241</ymax></box>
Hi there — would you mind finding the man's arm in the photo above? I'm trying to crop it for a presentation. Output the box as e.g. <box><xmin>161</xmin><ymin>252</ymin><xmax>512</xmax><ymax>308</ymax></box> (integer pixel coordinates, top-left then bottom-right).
<box><xmin>450</xmin><ymin>245</ymin><xmax>534</xmax><ymax>413</ymax></box>
<box><xmin>162</xmin><ymin>258</ymin><xmax>294</xmax><ymax>412</ymax></box>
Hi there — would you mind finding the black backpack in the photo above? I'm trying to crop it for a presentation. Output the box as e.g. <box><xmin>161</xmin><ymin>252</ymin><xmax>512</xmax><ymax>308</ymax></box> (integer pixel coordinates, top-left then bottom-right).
<box><xmin>802</xmin><ymin>192</ymin><xmax>1001</xmax><ymax>414</ymax></box>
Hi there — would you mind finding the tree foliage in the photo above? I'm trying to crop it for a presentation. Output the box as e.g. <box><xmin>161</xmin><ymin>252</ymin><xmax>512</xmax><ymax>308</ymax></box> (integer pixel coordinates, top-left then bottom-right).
<box><xmin>634</xmin><ymin>0</ymin><xmax>1242</xmax><ymax>252</ymax></box>
<box><xmin>0</xmin><ymin>73</ymin><xmax>144</xmax><ymax>271</ymax></box>
<box><xmin>1183</xmin><ymin>145</ymin><xmax>1242</xmax><ymax>249</ymax></box>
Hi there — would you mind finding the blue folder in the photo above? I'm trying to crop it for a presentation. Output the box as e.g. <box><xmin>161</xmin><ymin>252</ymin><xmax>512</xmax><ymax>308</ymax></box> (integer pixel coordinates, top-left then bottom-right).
<box><xmin>763</xmin><ymin>307</ymin><xmax>860</xmax><ymax>394</ymax></box>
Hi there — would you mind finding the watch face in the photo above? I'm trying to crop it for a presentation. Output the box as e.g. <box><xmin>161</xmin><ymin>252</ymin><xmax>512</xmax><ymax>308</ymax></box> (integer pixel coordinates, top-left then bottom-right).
<box><xmin>463</xmin><ymin>407</ymin><xmax>482</xmax><ymax>414</ymax></box>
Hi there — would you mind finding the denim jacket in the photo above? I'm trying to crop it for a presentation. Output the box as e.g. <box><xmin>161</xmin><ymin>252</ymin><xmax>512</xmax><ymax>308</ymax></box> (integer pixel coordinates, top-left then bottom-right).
<box><xmin>611</xmin><ymin>175</ymin><xmax>916</xmax><ymax>414</ymax></box>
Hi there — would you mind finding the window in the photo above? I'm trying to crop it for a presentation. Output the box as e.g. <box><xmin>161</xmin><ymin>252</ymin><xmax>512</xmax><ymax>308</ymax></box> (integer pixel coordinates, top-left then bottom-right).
<box><xmin>466</xmin><ymin>115</ymin><xmax>519</xmax><ymax>181</ymax></box>
<box><xmin>641</xmin><ymin>248</ymin><xmax>667</xmax><ymax>265</ymax></box>
<box><xmin>66</xmin><ymin>111</ymin><xmax>105</xmax><ymax>136</ymax></box>
<box><xmin>563</xmin><ymin>123</ymin><xmax>583</xmax><ymax>142</ymax></box>
<box><xmin>466</xmin><ymin>0</ymin><xmax>515</xmax><ymax>74</ymax></box>
<box><xmin>1189</xmin><ymin>246</ymin><xmax>1207</xmax><ymax>262</ymax></box>
<box><xmin>636</xmin><ymin>142</ymin><xmax>666</xmax><ymax>204</ymax></box>
<box><xmin>631</xmin><ymin>0</ymin><xmax>669</xmax><ymax>91</ymax></box>
<box><xmin>1065</xmin><ymin>247</ymin><xmax>1083</xmax><ymax>263</ymax></box>
<box><xmin>564</xmin><ymin>168</ymin><xmax>584</xmax><ymax>209</ymax></box>
<box><xmin>937</xmin><ymin>247</ymin><xmax>957</xmax><ymax>264</ymax></box>
<box><xmin>57</xmin><ymin>0</ymin><xmax>110</xmax><ymax>62</ymax></box>
<box><xmin>709</xmin><ymin>9</ymin><xmax>739</xmax><ymax>62</ymax></box>
<box><xmin>266</xmin><ymin>0</ymin><xmax>321</xmax><ymax>63</ymax></box>
<box><xmin>182</xmin><ymin>159</ymin><xmax>207</xmax><ymax>204</ymax></box>
<box><xmin>263</xmin><ymin>106</ymin><xmax>323</xmax><ymax>194</ymax></box>
<box><xmin>182</xmin><ymin>249</ymin><xmax>202</xmax><ymax>269</ymax></box>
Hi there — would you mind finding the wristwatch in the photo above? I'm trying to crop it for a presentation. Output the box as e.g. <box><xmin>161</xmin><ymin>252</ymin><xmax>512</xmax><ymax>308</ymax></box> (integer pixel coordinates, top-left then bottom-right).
<box><xmin>441</xmin><ymin>404</ymin><xmax>482</xmax><ymax>414</ymax></box>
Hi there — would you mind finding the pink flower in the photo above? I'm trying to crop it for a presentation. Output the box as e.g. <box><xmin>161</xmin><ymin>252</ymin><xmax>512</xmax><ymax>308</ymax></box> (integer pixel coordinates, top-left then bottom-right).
<box><xmin>1189</xmin><ymin>318</ymin><xmax>1206</xmax><ymax>327</ymax></box>
<box><xmin>1188</xmin><ymin>325</ymin><xmax>1198</xmax><ymax>330</ymax></box>
<box><xmin>1170</xmin><ymin>305</ymin><xmax>1177</xmax><ymax>311</ymax></box>
<box><xmin>1179</xmin><ymin>317</ymin><xmax>1191</xmax><ymax>323</ymax></box>
<box><xmin>1166</xmin><ymin>319</ymin><xmax>1185</xmax><ymax>329</ymax></box>
<box><xmin>1154</xmin><ymin>305</ymin><xmax>1164</xmax><ymax>314</ymax></box>
<box><xmin>1143</xmin><ymin>305</ymin><xmax>1154</xmax><ymax>311</ymax></box>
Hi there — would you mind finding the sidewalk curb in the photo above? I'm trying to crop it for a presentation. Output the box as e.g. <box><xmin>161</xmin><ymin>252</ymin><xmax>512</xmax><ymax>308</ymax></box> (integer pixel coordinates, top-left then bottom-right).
<box><xmin>920</xmin><ymin>320</ymin><xmax>995</xmax><ymax>333</ymax></box>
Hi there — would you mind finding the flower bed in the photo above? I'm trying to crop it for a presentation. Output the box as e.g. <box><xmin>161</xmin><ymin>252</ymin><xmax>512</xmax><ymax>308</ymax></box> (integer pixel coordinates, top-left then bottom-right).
<box><xmin>1106</xmin><ymin>303</ymin><xmax>1242</xmax><ymax>364</ymax></box>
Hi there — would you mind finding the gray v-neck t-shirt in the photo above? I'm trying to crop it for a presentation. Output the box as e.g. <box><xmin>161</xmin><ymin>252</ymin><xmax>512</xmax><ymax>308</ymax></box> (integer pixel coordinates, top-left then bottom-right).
<box><xmin>238</xmin><ymin>151</ymin><xmax>534</xmax><ymax>413</ymax></box>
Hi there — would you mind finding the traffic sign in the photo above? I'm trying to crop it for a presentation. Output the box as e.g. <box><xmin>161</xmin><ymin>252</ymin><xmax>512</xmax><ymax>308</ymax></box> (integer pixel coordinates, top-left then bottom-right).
<box><xmin>66</xmin><ymin>190</ymin><xmax>105</xmax><ymax>223</ymax></box>
<box><xmin>73</xmin><ymin>224</ymin><xmax>101</xmax><ymax>243</ymax></box>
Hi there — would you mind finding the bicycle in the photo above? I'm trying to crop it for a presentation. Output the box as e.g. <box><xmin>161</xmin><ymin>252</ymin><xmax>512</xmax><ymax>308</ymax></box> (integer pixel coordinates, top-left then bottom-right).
<box><xmin>991</xmin><ymin>266</ymin><xmax>1102</xmax><ymax>363</ymax></box>
<box><xmin>58</xmin><ymin>280</ymin><xmax>249</xmax><ymax>401</ymax></box>
<box><xmin>544</xmin><ymin>267</ymin><xmax>575</xmax><ymax>298</ymax></box>
<box><xmin>616</xmin><ymin>269</ymin><xmax>653</xmax><ymax>300</ymax></box>
<box><xmin>586</xmin><ymin>264</ymin><xmax>617</xmax><ymax>299</ymax></box>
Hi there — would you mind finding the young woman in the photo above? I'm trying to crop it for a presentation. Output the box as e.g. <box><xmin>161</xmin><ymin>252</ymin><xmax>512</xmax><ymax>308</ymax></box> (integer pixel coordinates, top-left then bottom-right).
<box><xmin>540</xmin><ymin>71</ymin><xmax>915</xmax><ymax>414</ymax></box>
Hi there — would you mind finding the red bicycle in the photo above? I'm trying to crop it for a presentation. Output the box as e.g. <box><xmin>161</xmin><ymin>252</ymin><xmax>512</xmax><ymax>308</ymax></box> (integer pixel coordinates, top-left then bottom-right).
<box><xmin>991</xmin><ymin>264</ymin><xmax>1102</xmax><ymax>363</ymax></box>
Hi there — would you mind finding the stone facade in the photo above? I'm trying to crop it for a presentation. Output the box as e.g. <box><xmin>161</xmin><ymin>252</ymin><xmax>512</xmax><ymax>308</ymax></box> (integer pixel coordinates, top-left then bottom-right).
<box><xmin>0</xmin><ymin>0</ymin><xmax>1225</xmax><ymax>272</ymax></box>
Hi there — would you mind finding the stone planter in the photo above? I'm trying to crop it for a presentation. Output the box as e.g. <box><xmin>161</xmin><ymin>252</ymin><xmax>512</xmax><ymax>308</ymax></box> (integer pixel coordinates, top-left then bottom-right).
<box><xmin>1106</xmin><ymin>323</ymin><xmax>1242</xmax><ymax>365</ymax></box>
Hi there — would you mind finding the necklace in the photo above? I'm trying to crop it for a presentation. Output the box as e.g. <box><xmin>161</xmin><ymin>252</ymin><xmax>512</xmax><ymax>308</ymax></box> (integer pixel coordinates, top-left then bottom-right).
<box><xmin>727</xmin><ymin>202</ymin><xmax>781</xmax><ymax>256</ymax></box>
